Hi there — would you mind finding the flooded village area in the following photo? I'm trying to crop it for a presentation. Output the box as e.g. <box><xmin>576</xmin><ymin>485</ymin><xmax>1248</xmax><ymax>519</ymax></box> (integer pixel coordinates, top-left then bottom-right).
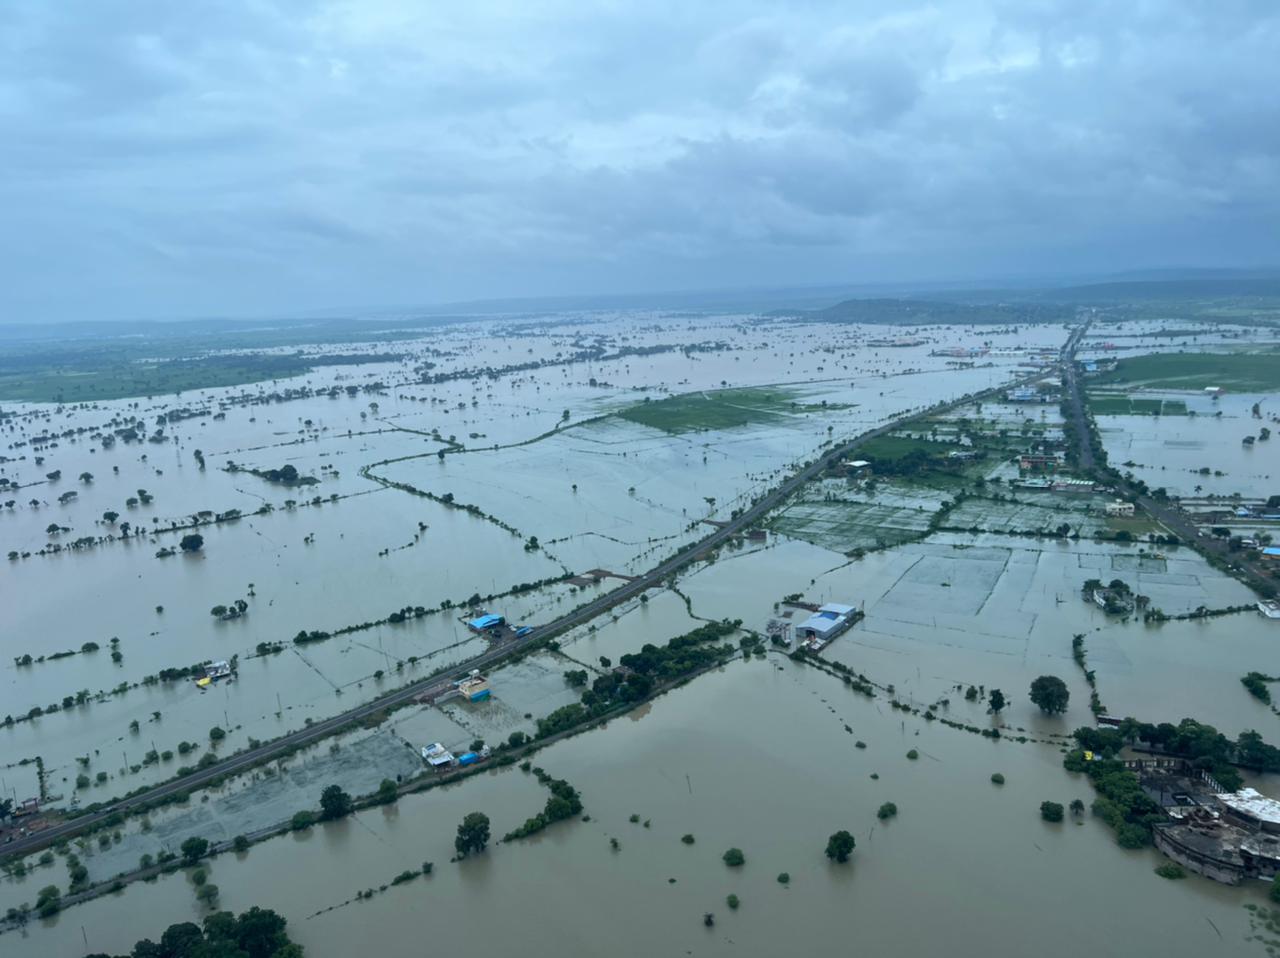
<box><xmin>3</xmin><ymin>311</ymin><xmax>1280</xmax><ymax>957</ymax></box>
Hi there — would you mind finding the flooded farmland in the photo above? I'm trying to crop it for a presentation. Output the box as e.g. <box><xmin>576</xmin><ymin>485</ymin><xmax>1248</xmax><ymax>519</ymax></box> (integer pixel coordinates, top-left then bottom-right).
<box><xmin>3</xmin><ymin>311</ymin><xmax>1280</xmax><ymax>958</ymax></box>
<box><xmin>3</xmin><ymin>662</ymin><xmax>1270</xmax><ymax>958</ymax></box>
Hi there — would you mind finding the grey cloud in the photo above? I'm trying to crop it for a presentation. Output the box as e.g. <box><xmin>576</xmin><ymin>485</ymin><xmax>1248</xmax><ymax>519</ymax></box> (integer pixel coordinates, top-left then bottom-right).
<box><xmin>1</xmin><ymin>0</ymin><xmax>1278</xmax><ymax>321</ymax></box>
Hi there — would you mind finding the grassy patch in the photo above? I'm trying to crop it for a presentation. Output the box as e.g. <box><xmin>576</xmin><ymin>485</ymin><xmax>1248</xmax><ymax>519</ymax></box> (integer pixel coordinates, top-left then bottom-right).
<box><xmin>1104</xmin><ymin>515</ymin><xmax>1161</xmax><ymax>537</ymax></box>
<box><xmin>1091</xmin><ymin>351</ymin><xmax>1280</xmax><ymax>392</ymax></box>
<box><xmin>617</xmin><ymin>387</ymin><xmax>851</xmax><ymax>434</ymax></box>
<box><xmin>857</xmin><ymin>434</ymin><xmax>958</xmax><ymax>460</ymax></box>
<box><xmin>1086</xmin><ymin>393</ymin><xmax>1188</xmax><ymax>416</ymax></box>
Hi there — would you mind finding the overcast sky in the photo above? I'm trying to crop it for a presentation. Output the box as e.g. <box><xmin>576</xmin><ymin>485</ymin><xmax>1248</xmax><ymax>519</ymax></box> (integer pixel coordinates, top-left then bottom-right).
<box><xmin>2</xmin><ymin>1</ymin><xmax>1278</xmax><ymax>321</ymax></box>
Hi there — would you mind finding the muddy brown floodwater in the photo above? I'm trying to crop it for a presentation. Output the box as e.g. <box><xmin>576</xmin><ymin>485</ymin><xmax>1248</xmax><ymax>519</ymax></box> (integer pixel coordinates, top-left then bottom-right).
<box><xmin>4</xmin><ymin>661</ymin><xmax>1267</xmax><ymax>958</ymax></box>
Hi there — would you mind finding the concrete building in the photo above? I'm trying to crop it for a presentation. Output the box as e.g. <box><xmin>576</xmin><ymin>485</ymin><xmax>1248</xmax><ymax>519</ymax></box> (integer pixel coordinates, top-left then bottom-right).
<box><xmin>1219</xmin><ymin>789</ymin><xmax>1280</xmax><ymax>834</ymax></box>
<box><xmin>1105</xmin><ymin>500</ymin><xmax>1135</xmax><ymax>517</ymax></box>
<box><xmin>457</xmin><ymin>674</ymin><xmax>491</xmax><ymax>702</ymax></box>
<box><xmin>1133</xmin><ymin>760</ymin><xmax>1280</xmax><ymax>885</ymax></box>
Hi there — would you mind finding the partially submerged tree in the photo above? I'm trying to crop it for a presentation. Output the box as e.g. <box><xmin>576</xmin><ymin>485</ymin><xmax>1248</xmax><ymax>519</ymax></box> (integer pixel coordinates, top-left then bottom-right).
<box><xmin>1029</xmin><ymin>675</ymin><xmax>1070</xmax><ymax>714</ymax></box>
<box><xmin>319</xmin><ymin>784</ymin><xmax>354</xmax><ymax>821</ymax></box>
<box><xmin>825</xmin><ymin>831</ymin><xmax>855</xmax><ymax>863</ymax></box>
<box><xmin>455</xmin><ymin>811</ymin><xmax>491</xmax><ymax>857</ymax></box>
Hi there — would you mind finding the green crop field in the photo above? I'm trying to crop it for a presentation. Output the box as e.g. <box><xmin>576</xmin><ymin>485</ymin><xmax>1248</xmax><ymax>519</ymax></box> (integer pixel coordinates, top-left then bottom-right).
<box><xmin>617</xmin><ymin>387</ymin><xmax>851</xmax><ymax>434</ymax></box>
<box><xmin>1090</xmin><ymin>352</ymin><xmax>1280</xmax><ymax>392</ymax></box>
<box><xmin>1086</xmin><ymin>393</ymin><xmax>1188</xmax><ymax>416</ymax></box>
<box><xmin>856</xmin><ymin>434</ymin><xmax>958</xmax><ymax>460</ymax></box>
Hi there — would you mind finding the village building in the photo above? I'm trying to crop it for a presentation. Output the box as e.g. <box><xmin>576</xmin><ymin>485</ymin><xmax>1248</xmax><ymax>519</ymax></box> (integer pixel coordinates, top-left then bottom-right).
<box><xmin>1019</xmin><ymin>454</ymin><xmax>1060</xmax><ymax>474</ymax></box>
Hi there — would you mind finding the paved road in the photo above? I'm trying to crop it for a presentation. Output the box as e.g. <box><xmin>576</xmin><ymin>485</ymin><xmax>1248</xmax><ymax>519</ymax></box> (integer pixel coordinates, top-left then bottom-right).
<box><xmin>1060</xmin><ymin>319</ymin><xmax>1095</xmax><ymax>471</ymax></box>
<box><xmin>1059</xmin><ymin>321</ymin><xmax>1276</xmax><ymax>598</ymax></box>
<box><xmin>1</xmin><ymin>366</ymin><xmax>1045</xmax><ymax>859</ymax></box>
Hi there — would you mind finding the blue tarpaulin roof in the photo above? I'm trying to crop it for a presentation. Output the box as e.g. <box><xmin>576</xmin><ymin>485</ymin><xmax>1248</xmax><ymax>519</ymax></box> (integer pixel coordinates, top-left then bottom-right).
<box><xmin>469</xmin><ymin>613</ymin><xmax>504</xmax><ymax>629</ymax></box>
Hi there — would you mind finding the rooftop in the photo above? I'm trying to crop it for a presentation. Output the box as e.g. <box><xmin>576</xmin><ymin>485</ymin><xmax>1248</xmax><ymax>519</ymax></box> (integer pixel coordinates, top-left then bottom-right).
<box><xmin>1218</xmin><ymin>788</ymin><xmax>1280</xmax><ymax>825</ymax></box>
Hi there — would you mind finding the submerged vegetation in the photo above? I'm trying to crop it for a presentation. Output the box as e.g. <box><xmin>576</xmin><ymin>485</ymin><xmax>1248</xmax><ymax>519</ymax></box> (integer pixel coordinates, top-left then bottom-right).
<box><xmin>618</xmin><ymin>385</ymin><xmax>851</xmax><ymax>434</ymax></box>
<box><xmin>535</xmin><ymin>620</ymin><xmax>740</xmax><ymax>738</ymax></box>
<box><xmin>503</xmin><ymin>768</ymin><xmax>584</xmax><ymax>842</ymax></box>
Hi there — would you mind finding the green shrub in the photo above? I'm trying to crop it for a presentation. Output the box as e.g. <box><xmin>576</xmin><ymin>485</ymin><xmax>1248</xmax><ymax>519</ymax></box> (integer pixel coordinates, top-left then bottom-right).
<box><xmin>722</xmin><ymin>848</ymin><xmax>745</xmax><ymax>867</ymax></box>
<box><xmin>991</xmin><ymin>773</ymin><xmax>1005</xmax><ymax>785</ymax></box>
<box><xmin>876</xmin><ymin>802</ymin><xmax>898</xmax><ymax>821</ymax></box>
<box><xmin>1040</xmin><ymin>801</ymin><xmax>1065</xmax><ymax>823</ymax></box>
<box><xmin>1154</xmin><ymin>863</ymin><xmax>1186</xmax><ymax>880</ymax></box>
<box><xmin>726</xmin><ymin>893</ymin><xmax>740</xmax><ymax>910</ymax></box>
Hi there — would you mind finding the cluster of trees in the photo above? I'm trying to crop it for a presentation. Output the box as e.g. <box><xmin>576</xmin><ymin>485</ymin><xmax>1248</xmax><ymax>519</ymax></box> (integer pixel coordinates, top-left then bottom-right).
<box><xmin>503</xmin><ymin>767</ymin><xmax>583</xmax><ymax>841</ymax></box>
<box><xmin>228</xmin><ymin>462</ymin><xmax>318</xmax><ymax>486</ymax></box>
<box><xmin>211</xmin><ymin>599</ymin><xmax>249</xmax><ymax>620</ymax></box>
<box><xmin>1091</xmin><ymin>718</ymin><xmax>1280</xmax><ymax>786</ymax></box>
<box><xmin>536</xmin><ymin>620</ymin><xmax>740</xmax><ymax>738</ymax></box>
<box><xmin>1062</xmin><ymin>749</ymin><xmax>1162</xmax><ymax>848</ymax></box>
<box><xmin>83</xmin><ymin>906</ymin><xmax>300</xmax><ymax>958</ymax></box>
<box><xmin>1241</xmin><ymin>672</ymin><xmax>1276</xmax><ymax>705</ymax></box>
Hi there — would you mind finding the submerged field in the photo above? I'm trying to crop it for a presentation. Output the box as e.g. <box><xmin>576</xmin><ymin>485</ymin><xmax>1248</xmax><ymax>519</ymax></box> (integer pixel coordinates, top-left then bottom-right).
<box><xmin>4</xmin><ymin>314</ymin><xmax>1280</xmax><ymax>958</ymax></box>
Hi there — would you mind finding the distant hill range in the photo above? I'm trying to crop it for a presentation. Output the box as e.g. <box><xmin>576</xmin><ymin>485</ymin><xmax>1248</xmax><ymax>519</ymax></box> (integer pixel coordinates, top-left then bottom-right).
<box><xmin>788</xmin><ymin>269</ymin><xmax>1280</xmax><ymax>326</ymax></box>
<box><xmin>802</xmin><ymin>298</ymin><xmax>1075</xmax><ymax>326</ymax></box>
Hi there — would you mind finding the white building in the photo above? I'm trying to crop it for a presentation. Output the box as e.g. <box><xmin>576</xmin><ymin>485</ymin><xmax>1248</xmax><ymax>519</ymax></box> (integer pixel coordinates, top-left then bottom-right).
<box><xmin>1105</xmin><ymin>500</ymin><xmax>1135</xmax><ymax>517</ymax></box>
<box><xmin>797</xmin><ymin>602</ymin><xmax>858</xmax><ymax>647</ymax></box>
<box><xmin>421</xmin><ymin>743</ymin><xmax>455</xmax><ymax>768</ymax></box>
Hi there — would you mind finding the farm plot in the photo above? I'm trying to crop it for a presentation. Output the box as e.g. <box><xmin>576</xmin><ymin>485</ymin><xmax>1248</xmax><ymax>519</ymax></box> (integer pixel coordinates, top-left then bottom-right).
<box><xmin>769</xmin><ymin>483</ymin><xmax>946</xmax><ymax>553</ymax></box>
<box><xmin>945</xmin><ymin>494</ymin><xmax>1111</xmax><ymax>536</ymax></box>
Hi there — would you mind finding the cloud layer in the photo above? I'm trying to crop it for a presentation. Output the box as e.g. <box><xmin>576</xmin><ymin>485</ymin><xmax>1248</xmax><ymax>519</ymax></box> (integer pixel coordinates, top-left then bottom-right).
<box><xmin>2</xmin><ymin>0</ymin><xmax>1278</xmax><ymax>319</ymax></box>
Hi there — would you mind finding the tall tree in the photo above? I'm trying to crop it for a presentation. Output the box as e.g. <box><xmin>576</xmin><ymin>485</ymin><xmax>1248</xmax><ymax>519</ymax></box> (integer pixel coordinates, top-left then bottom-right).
<box><xmin>455</xmin><ymin>811</ymin><xmax>491</xmax><ymax>857</ymax></box>
<box><xmin>319</xmin><ymin>784</ymin><xmax>354</xmax><ymax>821</ymax></box>
<box><xmin>1029</xmin><ymin>675</ymin><xmax>1070</xmax><ymax>714</ymax></box>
